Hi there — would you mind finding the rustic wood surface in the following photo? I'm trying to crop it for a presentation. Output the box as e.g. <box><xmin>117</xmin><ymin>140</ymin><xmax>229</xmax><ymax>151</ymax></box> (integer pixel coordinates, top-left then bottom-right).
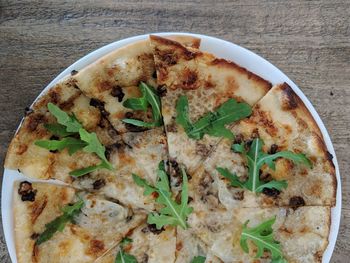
<box><xmin>0</xmin><ymin>0</ymin><xmax>349</xmax><ymax>262</ymax></box>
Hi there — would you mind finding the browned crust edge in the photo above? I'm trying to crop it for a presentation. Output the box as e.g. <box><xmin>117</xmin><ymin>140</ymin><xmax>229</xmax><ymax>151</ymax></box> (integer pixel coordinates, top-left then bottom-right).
<box><xmin>278</xmin><ymin>82</ymin><xmax>337</xmax><ymax>205</ymax></box>
<box><xmin>150</xmin><ymin>35</ymin><xmax>272</xmax><ymax>93</ymax></box>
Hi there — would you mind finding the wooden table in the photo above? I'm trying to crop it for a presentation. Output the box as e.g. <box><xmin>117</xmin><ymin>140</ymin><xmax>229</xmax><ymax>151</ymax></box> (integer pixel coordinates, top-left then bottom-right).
<box><xmin>0</xmin><ymin>0</ymin><xmax>349</xmax><ymax>262</ymax></box>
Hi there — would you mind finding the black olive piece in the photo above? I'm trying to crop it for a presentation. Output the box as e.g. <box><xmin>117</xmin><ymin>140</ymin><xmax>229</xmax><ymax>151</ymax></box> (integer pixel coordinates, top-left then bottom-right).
<box><xmin>156</xmin><ymin>85</ymin><xmax>167</xmax><ymax>97</ymax></box>
<box><xmin>269</xmin><ymin>144</ymin><xmax>279</xmax><ymax>154</ymax></box>
<box><xmin>18</xmin><ymin>181</ymin><xmax>37</xmax><ymax>202</ymax></box>
<box><xmin>146</xmin><ymin>223</ymin><xmax>164</xmax><ymax>235</ymax></box>
<box><xmin>70</xmin><ymin>70</ymin><xmax>78</xmax><ymax>76</ymax></box>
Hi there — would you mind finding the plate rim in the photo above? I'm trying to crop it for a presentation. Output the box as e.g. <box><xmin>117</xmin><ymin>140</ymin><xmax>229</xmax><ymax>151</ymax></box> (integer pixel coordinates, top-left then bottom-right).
<box><xmin>1</xmin><ymin>32</ymin><xmax>341</xmax><ymax>263</ymax></box>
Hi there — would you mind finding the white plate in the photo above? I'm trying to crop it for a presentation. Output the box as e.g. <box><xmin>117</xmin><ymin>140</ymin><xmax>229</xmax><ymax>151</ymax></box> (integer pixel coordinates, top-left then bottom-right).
<box><xmin>2</xmin><ymin>33</ymin><xmax>341</xmax><ymax>263</ymax></box>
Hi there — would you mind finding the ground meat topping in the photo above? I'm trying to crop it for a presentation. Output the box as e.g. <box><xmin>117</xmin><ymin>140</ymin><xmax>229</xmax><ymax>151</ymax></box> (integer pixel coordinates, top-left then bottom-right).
<box><xmin>110</xmin><ymin>86</ymin><xmax>125</xmax><ymax>102</ymax></box>
<box><xmin>18</xmin><ymin>181</ymin><xmax>37</xmax><ymax>202</ymax></box>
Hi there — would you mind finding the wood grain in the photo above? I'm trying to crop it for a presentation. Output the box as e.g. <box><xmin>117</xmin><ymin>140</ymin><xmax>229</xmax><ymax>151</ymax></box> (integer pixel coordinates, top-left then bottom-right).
<box><xmin>0</xmin><ymin>0</ymin><xmax>349</xmax><ymax>262</ymax></box>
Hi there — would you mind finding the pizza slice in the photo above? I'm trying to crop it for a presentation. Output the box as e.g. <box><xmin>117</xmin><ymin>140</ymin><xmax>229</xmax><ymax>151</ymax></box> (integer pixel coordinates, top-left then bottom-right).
<box><xmin>13</xmin><ymin>181</ymin><xmax>146</xmax><ymax>263</ymax></box>
<box><xmin>72</xmin><ymin>36</ymin><xmax>200</xmax><ymax>134</ymax></box>
<box><xmin>150</xmin><ymin>35</ymin><xmax>272</xmax><ymax>174</ymax></box>
<box><xmin>187</xmin><ymin>194</ymin><xmax>330</xmax><ymax>263</ymax></box>
<box><xmin>95</xmin><ymin>224</ymin><xmax>176</xmax><ymax>263</ymax></box>
<box><xmin>5</xmin><ymin>81</ymin><xmax>168</xmax><ymax>211</ymax></box>
<box><xmin>195</xmin><ymin>83</ymin><xmax>336</xmax><ymax>207</ymax></box>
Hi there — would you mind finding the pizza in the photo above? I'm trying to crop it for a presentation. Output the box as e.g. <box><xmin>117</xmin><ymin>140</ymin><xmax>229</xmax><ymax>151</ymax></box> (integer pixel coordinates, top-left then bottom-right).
<box><xmin>4</xmin><ymin>35</ymin><xmax>336</xmax><ymax>263</ymax></box>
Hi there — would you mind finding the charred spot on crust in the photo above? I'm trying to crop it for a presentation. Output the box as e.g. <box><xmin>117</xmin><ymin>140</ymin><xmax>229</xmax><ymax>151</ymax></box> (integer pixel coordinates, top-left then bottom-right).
<box><xmin>281</xmin><ymin>83</ymin><xmax>298</xmax><ymax>110</ymax></box>
<box><xmin>156</xmin><ymin>85</ymin><xmax>167</xmax><ymax>97</ymax></box>
<box><xmin>18</xmin><ymin>181</ymin><xmax>37</xmax><ymax>202</ymax></box>
<box><xmin>92</xmin><ymin>179</ymin><xmax>106</xmax><ymax>190</ymax></box>
<box><xmin>26</xmin><ymin>113</ymin><xmax>45</xmax><ymax>132</ymax></box>
<box><xmin>49</xmin><ymin>90</ymin><xmax>61</xmax><ymax>104</ymax></box>
<box><xmin>262</xmin><ymin>187</ymin><xmax>281</xmax><ymax>198</ymax></box>
<box><xmin>181</xmin><ymin>69</ymin><xmax>198</xmax><ymax>89</ymax></box>
<box><xmin>105</xmin><ymin>142</ymin><xmax>124</xmax><ymax>160</ymax></box>
<box><xmin>110</xmin><ymin>86</ymin><xmax>125</xmax><ymax>102</ymax></box>
<box><xmin>87</xmin><ymin>239</ymin><xmax>105</xmax><ymax>256</ymax></box>
<box><xmin>142</xmin><ymin>223</ymin><xmax>164</xmax><ymax>235</ymax></box>
<box><xmin>251</xmin><ymin>128</ymin><xmax>260</xmax><ymax>139</ymax></box>
<box><xmin>158</xmin><ymin>50</ymin><xmax>178</xmax><ymax>66</ymax></box>
<box><xmin>89</xmin><ymin>98</ymin><xmax>110</xmax><ymax>118</ymax></box>
<box><xmin>289</xmin><ymin>196</ymin><xmax>305</xmax><ymax>209</ymax></box>
<box><xmin>183</xmin><ymin>49</ymin><xmax>197</xmax><ymax>60</ymax></box>
<box><xmin>125</xmin><ymin>112</ymin><xmax>134</xmax><ymax>118</ymax></box>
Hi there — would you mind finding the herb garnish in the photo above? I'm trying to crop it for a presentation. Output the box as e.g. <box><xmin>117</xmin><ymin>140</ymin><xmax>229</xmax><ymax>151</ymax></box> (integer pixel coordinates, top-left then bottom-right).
<box><xmin>240</xmin><ymin>217</ymin><xmax>286</xmax><ymax>262</ymax></box>
<box><xmin>133</xmin><ymin>162</ymin><xmax>193</xmax><ymax>230</ymax></box>
<box><xmin>34</xmin><ymin>103</ymin><xmax>114</xmax><ymax>176</ymax></box>
<box><xmin>191</xmin><ymin>255</ymin><xmax>206</xmax><ymax>263</ymax></box>
<box><xmin>217</xmin><ymin>138</ymin><xmax>312</xmax><ymax>193</ymax></box>
<box><xmin>176</xmin><ymin>95</ymin><xmax>252</xmax><ymax>140</ymax></box>
<box><xmin>122</xmin><ymin>82</ymin><xmax>162</xmax><ymax>128</ymax></box>
<box><xmin>35</xmin><ymin>199</ymin><xmax>84</xmax><ymax>245</ymax></box>
<box><xmin>115</xmin><ymin>237</ymin><xmax>137</xmax><ymax>263</ymax></box>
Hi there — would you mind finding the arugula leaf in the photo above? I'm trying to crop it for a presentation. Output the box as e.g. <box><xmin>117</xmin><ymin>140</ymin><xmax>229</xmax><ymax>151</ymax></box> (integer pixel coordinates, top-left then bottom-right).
<box><xmin>37</xmin><ymin>103</ymin><xmax>114</xmax><ymax>175</ymax></box>
<box><xmin>35</xmin><ymin>137</ymin><xmax>87</xmax><ymax>155</ymax></box>
<box><xmin>240</xmin><ymin>217</ymin><xmax>284</xmax><ymax>260</ymax></box>
<box><xmin>44</xmin><ymin>123</ymin><xmax>76</xmax><ymax>137</ymax></box>
<box><xmin>47</xmin><ymin>102</ymin><xmax>82</xmax><ymax>132</ymax></box>
<box><xmin>69</xmin><ymin>161</ymin><xmax>112</xmax><ymax>177</ymax></box>
<box><xmin>122</xmin><ymin>82</ymin><xmax>162</xmax><ymax>128</ymax></box>
<box><xmin>36</xmin><ymin>199</ymin><xmax>84</xmax><ymax>245</ymax></box>
<box><xmin>217</xmin><ymin>138</ymin><xmax>312</xmax><ymax>193</ymax></box>
<box><xmin>120</xmin><ymin>237</ymin><xmax>133</xmax><ymax>247</ymax></box>
<box><xmin>78</xmin><ymin>128</ymin><xmax>114</xmax><ymax>170</ymax></box>
<box><xmin>176</xmin><ymin>96</ymin><xmax>252</xmax><ymax>140</ymax></box>
<box><xmin>115</xmin><ymin>249</ymin><xmax>137</xmax><ymax>263</ymax></box>
<box><xmin>115</xmin><ymin>237</ymin><xmax>137</xmax><ymax>263</ymax></box>
<box><xmin>191</xmin><ymin>256</ymin><xmax>206</xmax><ymax>263</ymax></box>
<box><xmin>133</xmin><ymin>162</ymin><xmax>193</xmax><ymax>230</ymax></box>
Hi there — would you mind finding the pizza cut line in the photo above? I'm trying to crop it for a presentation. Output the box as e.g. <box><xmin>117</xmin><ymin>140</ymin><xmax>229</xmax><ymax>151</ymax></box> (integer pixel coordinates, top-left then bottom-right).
<box><xmin>4</xmin><ymin>35</ymin><xmax>336</xmax><ymax>263</ymax></box>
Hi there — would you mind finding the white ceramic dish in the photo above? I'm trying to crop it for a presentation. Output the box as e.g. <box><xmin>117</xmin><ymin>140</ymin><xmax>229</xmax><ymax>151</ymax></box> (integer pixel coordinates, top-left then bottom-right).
<box><xmin>2</xmin><ymin>33</ymin><xmax>341</xmax><ymax>263</ymax></box>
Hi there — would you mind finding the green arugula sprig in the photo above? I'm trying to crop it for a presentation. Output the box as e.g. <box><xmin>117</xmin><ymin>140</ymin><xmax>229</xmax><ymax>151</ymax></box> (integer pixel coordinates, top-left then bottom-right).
<box><xmin>133</xmin><ymin>162</ymin><xmax>193</xmax><ymax>230</ymax></box>
<box><xmin>122</xmin><ymin>82</ymin><xmax>163</xmax><ymax>128</ymax></box>
<box><xmin>36</xmin><ymin>199</ymin><xmax>84</xmax><ymax>245</ymax></box>
<box><xmin>176</xmin><ymin>95</ymin><xmax>252</xmax><ymax>140</ymax></box>
<box><xmin>35</xmin><ymin>103</ymin><xmax>113</xmax><ymax>176</ymax></box>
<box><xmin>191</xmin><ymin>256</ymin><xmax>206</xmax><ymax>263</ymax></box>
<box><xmin>115</xmin><ymin>237</ymin><xmax>137</xmax><ymax>263</ymax></box>
<box><xmin>217</xmin><ymin>138</ymin><xmax>312</xmax><ymax>194</ymax></box>
<box><xmin>240</xmin><ymin>217</ymin><xmax>286</xmax><ymax>262</ymax></box>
